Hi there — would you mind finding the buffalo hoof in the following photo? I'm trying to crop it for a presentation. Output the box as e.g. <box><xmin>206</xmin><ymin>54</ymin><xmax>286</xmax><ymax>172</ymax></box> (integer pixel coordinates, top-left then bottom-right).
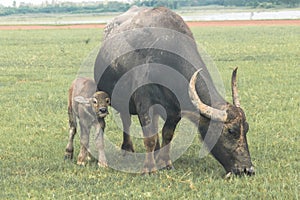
<box><xmin>161</xmin><ymin>164</ymin><xmax>175</xmax><ymax>171</ymax></box>
<box><xmin>121</xmin><ymin>143</ymin><xmax>135</xmax><ymax>153</ymax></box>
<box><xmin>142</xmin><ymin>161</ymin><xmax>157</xmax><ymax>175</ymax></box>
<box><xmin>121</xmin><ymin>144</ymin><xmax>135</xmax><ymax>156</ymax></box>
<box><xmin>156</xmin><ymin>159</ymin><xmax>173</xmax><ymax>170</ymax></box>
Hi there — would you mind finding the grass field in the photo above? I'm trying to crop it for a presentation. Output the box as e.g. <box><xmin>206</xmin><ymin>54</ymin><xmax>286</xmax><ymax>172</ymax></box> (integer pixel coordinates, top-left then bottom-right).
<box><xmin>0</xmin><ymin>25</ymin><xmax>299</xmax><ymax>199</ymax></box>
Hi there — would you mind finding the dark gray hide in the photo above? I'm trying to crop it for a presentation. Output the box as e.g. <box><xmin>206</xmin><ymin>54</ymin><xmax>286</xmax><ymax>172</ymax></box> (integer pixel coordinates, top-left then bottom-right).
<box><xmin>94</xmin><ymin>6</ymin><xmax>254</xmax><ymax>176</ymax></box>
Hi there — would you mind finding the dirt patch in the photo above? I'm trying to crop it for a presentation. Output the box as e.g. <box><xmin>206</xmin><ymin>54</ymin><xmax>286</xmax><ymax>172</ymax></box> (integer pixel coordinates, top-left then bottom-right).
<box><xmin>0</xmin><ymin>20</ymin><xmax>299</xmax><ymax>30</ymax></box>
<box><xmin>187</xmin><ymin>19</ymin><xmax>300</xmax><ymax>27</ymax></box>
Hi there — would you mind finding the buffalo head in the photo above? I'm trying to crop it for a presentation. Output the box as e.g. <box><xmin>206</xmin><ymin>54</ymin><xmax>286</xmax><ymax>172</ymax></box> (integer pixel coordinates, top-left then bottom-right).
<box><xmin>74</xmin><ymin>91</ymin><xmax>111</xmax><ymax>118</ymax></box>
<box><xmin>189</xmin><ymin>68</ymin><xmax>254</xmax><ymax>177</ymax></box>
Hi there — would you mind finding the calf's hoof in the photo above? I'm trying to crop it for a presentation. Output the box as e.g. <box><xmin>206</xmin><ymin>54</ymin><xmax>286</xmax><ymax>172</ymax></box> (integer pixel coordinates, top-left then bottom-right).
<box><xmin>77</xmin><ymin>160</ymin><xmax>87</xmax><ymax>166</ymax></box>
<box><xmin>64</xmin><ymin>154</ymin><xmax>73</xmax><ymax>161</ymax></box>
<box><xmin>98</xmin><ymin>160</ymin><xmax>108</xmax><ymax>168</ymax></box>
<box><xmin>64</xmin><ymin>150</ymin><xmax>73</xmax><ymax>160</ymax></box>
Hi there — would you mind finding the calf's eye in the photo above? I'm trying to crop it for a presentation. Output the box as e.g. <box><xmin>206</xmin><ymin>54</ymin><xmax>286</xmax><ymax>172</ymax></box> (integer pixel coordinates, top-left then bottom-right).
<box><xmin>92</xmin><ymin>98</ymin><xmax>97</xmax><ymax>104</ymax></box>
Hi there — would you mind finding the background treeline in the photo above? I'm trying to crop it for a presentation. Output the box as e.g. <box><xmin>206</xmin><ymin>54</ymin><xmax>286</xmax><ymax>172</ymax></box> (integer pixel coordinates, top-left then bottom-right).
<box><xmin>137</xmin><ymin>0</ymin><xmax>299</xmax><ymax>9</ymax></box>
<box><xmin>0</xmin><ymin>2</ymin><xmax>131</xmax><ymax>16</ymax></box>
<box><xmin>0</xmin><ymin>0</ymin><xmax>299</xmax><ymax>16</ymax></box>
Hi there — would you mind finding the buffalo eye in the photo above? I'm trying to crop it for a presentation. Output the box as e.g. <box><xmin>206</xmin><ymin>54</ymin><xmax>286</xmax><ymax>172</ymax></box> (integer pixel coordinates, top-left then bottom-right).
<box><xmin>228</xmin><ymin>128</ymin><xmax>235</xmax><ymax>135</ymax></box>
<box><xmin>228</xmin><ymin>125</ymin><xmax>240</xmax><ymax>137</ymax></box>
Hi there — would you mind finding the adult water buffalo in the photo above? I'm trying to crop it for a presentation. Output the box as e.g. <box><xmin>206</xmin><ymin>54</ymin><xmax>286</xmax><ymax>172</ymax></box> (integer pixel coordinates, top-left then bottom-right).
<box><xmin>94</xmin><ymin>6</ymin><xmax>254</xmax><ymax>176</ymax></box>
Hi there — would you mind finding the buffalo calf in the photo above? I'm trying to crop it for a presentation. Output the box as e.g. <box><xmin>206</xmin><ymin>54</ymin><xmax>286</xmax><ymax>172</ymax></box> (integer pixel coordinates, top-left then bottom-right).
<box><xmin>64</xmin><ymin>77</ymin><xmax>110</xmax><ymax>167</ymax></box>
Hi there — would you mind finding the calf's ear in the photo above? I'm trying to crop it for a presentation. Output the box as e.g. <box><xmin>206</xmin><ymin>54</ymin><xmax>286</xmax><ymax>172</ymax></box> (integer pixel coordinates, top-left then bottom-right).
<box><xmin>74</xmin><ymin>96</ymin><xmax>90</xmax><ymax>105</ymax></box>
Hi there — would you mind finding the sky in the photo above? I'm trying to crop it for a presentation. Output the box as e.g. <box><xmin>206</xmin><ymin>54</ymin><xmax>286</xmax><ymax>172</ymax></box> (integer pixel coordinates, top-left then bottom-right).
<box><xmin>0</xmin><ymin>0</ymin><xmax>106</xmax><ymax>7</ymax></box>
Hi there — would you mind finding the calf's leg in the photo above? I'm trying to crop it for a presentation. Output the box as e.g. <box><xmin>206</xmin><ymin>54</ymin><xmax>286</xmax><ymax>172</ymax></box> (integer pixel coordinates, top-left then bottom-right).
<box><xmin>77</xmin><ymin>121</ymin><xmax>90</xmax><ymax>166</ymax></box>
<box><xmin>95</xmin><ymin>119</ymin><xmax>107</xmax><ymax>167</ymax></box>
<box><xmin>64</xmin><ymin>109</ymin><xmax>77</xmax><ymax>160</ymax></box>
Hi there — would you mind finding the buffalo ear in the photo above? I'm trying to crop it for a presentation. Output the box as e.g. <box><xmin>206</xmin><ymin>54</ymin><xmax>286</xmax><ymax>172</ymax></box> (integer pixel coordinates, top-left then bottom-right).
<box><xmin>74</xmin><ymin>96</ymin><xmax>90</xmax><ymax>105</ymax></box>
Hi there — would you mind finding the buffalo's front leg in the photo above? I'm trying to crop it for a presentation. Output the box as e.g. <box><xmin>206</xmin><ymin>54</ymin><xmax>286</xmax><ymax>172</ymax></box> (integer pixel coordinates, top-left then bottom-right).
<box><xmin>139</xmin><ymin>113</ymin><xmax>159</xmax><ymax>174</ymax></box>
<box><xmin>157</xmin><ymin>116</ymin><xmax>180</xmax><ymax>170</ymax></box>
<box><xmin>120</xmin><ymin>112</ymin><xmax>135</xmax><ymax>153</ymax></box>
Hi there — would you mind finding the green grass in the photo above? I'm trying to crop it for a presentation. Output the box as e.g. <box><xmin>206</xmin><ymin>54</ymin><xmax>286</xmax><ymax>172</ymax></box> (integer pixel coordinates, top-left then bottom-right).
<box><xmin>0</xmin><ymin>25</ymin><xmax>299</xmax><ymax>199</ymax></box>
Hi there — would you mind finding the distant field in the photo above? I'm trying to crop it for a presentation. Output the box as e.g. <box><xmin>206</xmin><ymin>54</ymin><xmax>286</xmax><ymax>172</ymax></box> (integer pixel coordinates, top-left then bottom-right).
<box><xmin>0</xmin><ymin>12</ymin><xmax>118</xmax><ymax>25</ymax></box>
<box><xmin>0</xmin><ymin>24</ymin><xmax>299</xmax><ymax>198</ymax></box>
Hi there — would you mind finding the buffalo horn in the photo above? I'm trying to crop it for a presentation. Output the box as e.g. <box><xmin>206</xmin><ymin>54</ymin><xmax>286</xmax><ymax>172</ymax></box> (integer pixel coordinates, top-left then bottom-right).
<box><xmin>231</xmin><ymin>67</ymin><xmax>241</xmax><ymax>107</ymax></box>
<box><xmin>189</xmin><ymin>69</ymin><xmax>227</xmax><ymax>122</ymax></box>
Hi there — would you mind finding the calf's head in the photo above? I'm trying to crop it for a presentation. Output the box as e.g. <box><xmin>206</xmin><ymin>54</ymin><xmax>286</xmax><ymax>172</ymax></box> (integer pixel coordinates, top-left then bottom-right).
<box><xmin>74</xmin><ymin>91</ymin><xmax>110</xmax><ymax>118</ymax></box>
<box><xmin>189</xmin><ymin>68</ymin><xmax>254</xmax><ymax>177</ymax></box>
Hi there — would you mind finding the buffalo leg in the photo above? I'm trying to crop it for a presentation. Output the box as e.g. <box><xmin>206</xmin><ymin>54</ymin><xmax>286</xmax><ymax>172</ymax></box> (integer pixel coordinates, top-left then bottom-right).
<box><xmin>64</xmin><ymin>111</ymin><xmax>77</xmax><ymax>160</ymax></box>
<box><xmin>152</xmin><ymin>114</ymin><xmax>160</xmax><ymax>157</ymax></box>
<box><xmin>138</xmin><ymin>113</ymin><xmax>159</xmax><ymax>174</ymax></box>
<box><xmin>120</xmin><ymin>112</ymin><xmax>135</xmax><ymax>153</ymax></box>
<box><xmin>157</xmin><ymin>116</ymin><xmax>180</xmax><ymax>170</ymax></box>
<box><xmin>95</xmin><ymin>119</ymin><xmax>107</xmax><ymax>167</ymax></box>
<box><xmin>77</xmin><ymin>122</ymin><xmax>90</xmax><ymax>166</ymax></box>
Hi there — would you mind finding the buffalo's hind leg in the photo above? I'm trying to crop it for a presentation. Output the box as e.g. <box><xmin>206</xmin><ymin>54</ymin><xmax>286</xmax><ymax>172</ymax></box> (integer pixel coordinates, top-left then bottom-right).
<box><xmin>157</xmin><ymin>115</ymin><xmax>181</xmax><ymax>170</ymax></box>
<box><xmin>120</xmin><ymin>112</ymin><xmax>135</xmax><ymax>154</ymax></box>
<box><xmin>138</xmin><ymin>113</ymin><xmax>159</xmax><ymax>174</ymax></box>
